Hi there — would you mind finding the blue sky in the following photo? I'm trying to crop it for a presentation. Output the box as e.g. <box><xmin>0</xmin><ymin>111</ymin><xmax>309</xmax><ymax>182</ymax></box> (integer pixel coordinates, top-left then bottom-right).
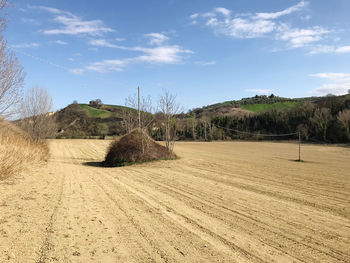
<box><xmin>4</xmin><ymin>0</ymin><xmax>350</xmax><ymax>111</ymax></box>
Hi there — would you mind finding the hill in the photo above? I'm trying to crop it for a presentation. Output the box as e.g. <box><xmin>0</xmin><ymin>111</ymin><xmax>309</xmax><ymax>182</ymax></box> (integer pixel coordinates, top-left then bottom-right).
<box><xmin>53</xmin><ymin>94</ymin><xmax>350</xmax><ymax>143</ymax></box>
<box><xmin>55</xmin><ymin>103</ymin><xmax>136</xmax><ymax>138</ymax></box>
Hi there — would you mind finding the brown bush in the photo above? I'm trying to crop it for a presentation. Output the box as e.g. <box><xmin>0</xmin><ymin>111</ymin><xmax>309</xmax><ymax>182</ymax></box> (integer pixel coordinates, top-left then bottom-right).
<box><xmin>103</xmin><ymin>129</ymin><xmax>176</xmax><ymax>167</ymax></box>
<box><xmin>0</xmin><ymin>117</ymin><xmax>49</xmax><ymax>180</ymax></box>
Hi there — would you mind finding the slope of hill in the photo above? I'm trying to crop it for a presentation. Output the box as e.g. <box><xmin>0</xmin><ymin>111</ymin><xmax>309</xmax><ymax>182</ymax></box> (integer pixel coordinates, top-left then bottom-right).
<box><xmin>55</xmin><ymin>103</ymin><xmax>136</xmax><ymax>138</ymax></box>
<box><xmin>241</xmin><ymin>101</ymin><xmax>301</xmax><ymax>112</ymax></box>
<box><xmin>54</xmin><ymin>94</ymin><xmax>350</xmax><ymax>143</ymax></box>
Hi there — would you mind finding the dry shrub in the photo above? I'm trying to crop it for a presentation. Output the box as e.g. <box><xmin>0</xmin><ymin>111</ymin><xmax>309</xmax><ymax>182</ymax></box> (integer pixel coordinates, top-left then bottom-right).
<box><xmin>0</xmin><ymin>117</ymin><xmax>49</xmax><ymax>180</ymax></box>
<box><xmin>103</xmin><ymin>129</ymin><xmax>176</xmax><ymax>167</ymax></box>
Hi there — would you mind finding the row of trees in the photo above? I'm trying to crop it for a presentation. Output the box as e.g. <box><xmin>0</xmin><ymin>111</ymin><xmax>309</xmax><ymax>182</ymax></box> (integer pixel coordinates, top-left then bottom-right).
<box><xmin>151</xmin><ymin>96</ymin><xmax>350</xmax><ymax>143</ymax></box>
<box><xmin>0</xmin><ymin>1</ymin><xmax>55</xmax><ymax>142</ymax></box>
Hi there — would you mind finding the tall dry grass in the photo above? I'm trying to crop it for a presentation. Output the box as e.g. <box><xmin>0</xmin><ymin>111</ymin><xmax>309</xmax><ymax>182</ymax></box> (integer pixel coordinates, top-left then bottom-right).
<box><xmin>0</xmin><ymin>117</ymin><xmax>49</xmax><ymax>180</ymax></box>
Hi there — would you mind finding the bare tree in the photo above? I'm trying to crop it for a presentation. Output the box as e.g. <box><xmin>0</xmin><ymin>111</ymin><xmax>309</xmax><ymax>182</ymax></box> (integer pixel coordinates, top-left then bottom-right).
<box><xmin>0</xmin><ymin>1</ymin><xmax>25</xmax><ymax>118</ymax></box>
<box><xmin>186</xmin><ymin>117</ymin><xmax>197</xmax><ymax>140</ymax></box>
<box><xmin>158</xmin><ymin>90</ymin><xmax>182</xmax><ymax>152</ymax></box>
<box><xmin>18</xmin><ymin>86</ymin><xmax>56</xmax><ymax>141</ymax></box>
<box><xmin>337</xmin><ymin>109</ymin><xmax>350</xmax><ymax>136</ymax></box>
<box><xmin>123</xmin><ymin>93</ymin><xmax>154</xmax><ymax>133</ymax></box>
<box><xmin>310</xmin><ymin>108</ymin><xmax>332</xmax><ymax>141</ymax></box>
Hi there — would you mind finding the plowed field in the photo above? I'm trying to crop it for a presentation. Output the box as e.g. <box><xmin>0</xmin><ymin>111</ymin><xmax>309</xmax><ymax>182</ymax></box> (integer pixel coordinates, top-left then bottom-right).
<box><xmin>1</xmin><ymin>140</ymin><xmax>349</xmax><ymax>262</ymax></box>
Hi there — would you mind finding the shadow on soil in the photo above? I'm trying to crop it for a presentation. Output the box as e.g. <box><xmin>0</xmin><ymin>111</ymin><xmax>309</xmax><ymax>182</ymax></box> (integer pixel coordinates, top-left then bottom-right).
<box><xmin>83</xmin><ymin>161</ymin><xmax>105</xmax><ymax>167</ymax></box>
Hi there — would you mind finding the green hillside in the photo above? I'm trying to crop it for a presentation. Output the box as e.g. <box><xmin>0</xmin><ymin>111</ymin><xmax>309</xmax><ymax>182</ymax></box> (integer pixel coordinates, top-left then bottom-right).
<box><xmin>241</xmin><ymin>101</ymin><xmax>301</xmax><ymax>112</ymax></box>
<box><xmin>79</xmin><ymin>104</ymin><xmax>112</xmax><ymax>118</ymax></box>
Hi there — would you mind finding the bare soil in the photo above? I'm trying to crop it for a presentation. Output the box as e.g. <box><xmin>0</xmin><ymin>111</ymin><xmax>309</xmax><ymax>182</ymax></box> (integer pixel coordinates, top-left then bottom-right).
<box><xmin>0</xmin><ymin>140</ymin><xmax>349</xmax><ymax>262</ymax></box>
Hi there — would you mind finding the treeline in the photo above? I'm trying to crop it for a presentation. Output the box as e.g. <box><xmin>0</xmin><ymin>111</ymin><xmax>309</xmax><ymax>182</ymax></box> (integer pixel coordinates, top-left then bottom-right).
<box><xmin>150</xmin><ymin>95</ymin><xmax>350</xmax><ymax>143</ymax></box>
<box><xmin>203</xmin><ymin>94</ymin><xmax>294</xmax><ymax>110</ymax></box>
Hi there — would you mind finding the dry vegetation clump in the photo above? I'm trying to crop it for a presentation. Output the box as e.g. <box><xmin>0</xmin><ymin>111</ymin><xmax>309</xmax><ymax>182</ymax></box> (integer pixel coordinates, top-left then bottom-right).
<box><xmin>0</xmin><ymin>117</ymin><xmax>49</xmax><ymax>180</ymax></box>
<box><xmin>103</xmin><ymin>129</ymin><xmax>176</xmax><ymax>167</ymax></box>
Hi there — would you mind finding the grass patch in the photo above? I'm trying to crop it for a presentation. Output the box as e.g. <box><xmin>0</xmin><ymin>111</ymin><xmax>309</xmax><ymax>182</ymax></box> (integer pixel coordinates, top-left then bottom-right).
<box><xmin>0</xmin><ymin>118</ymin><xmax>49</xmax><ymax>180</ymax></box>
<box><xmin>241</xmin><ymin>101</ymin><xmax>301</xmax><ymax>112</ymax></box>
<box><xmin>79</xmin><ymin>104</ymin><xmax>112</xmax><ymax>118</ymax></box>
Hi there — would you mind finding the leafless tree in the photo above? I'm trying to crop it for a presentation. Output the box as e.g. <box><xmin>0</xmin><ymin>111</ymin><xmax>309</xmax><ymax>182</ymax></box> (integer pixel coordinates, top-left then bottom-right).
<box><xmin>158</xmin><ymin>90</ymin><xmax>182</xmax><ymax>152</ymax></box>
<box><xmin>310</xmin><ymin>108</ymin><xmax>332</xmax><ymax>141</ymax></box>
<box><xmin>0</xmin><ymin>1</ymin><xmax>25</xmax><ymax>118</ymax></box>
<box><xmin>201</xmin><ymin>114</ymin><xmax>211</xmax><ymax>141</ymax></box>
<box><xmin>186</xmin><ymin>117</ymin><xmax>197</xmax><ymax>140</ymax></box>
<box><xmin>18</xmin><ymin>86</ymin><xmax>56</xmax><ymax>141</ymax></box>
<box><xmin>123</xmin><ymin>93</ymin><xmax>154</xmax><ymax>133</ymax></box>
<box><xmin>337</xmin><ymin>109</ymin><xmax>350</xmax><ymax>136</ymax></box>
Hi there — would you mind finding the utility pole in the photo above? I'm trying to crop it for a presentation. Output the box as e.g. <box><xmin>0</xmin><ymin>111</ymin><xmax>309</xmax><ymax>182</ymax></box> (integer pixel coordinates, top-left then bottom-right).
<box><xmin>138</xmin><ymin>86</ymin><xmax>141</xmax><ymax>130</ymax></box>
<box><xmin>298</xmin><ymin>131</ymin><xmax>301</xmax><ymax>161</ymax></box>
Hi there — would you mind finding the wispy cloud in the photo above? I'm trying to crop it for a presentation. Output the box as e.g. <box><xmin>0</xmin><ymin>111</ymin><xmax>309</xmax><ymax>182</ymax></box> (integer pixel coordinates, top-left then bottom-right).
<box><xmin>85</xmin><ymin>59</ymin><xmax>128</xmax><ymax>73</ymax></box>
<box><xmin>309</xmin><ymin>45</ymin><xmax>350</xmax><ymax>55</ymax></box>
<box><xmin>88</xmin><ymin>39</ymin><xmax>118</xmax><ymax>48</ymax></box>
<box><xmin>145</xmin><ymin>33</ymin><xmax>169</xmax><ymax>46</ymax></box>
<box><xmin>21</xmin><ymin>18</ymin><xmax>40</xmax><ymax>25</ymax></box>
<box><xmin>246</xmin><ymin>89</ymin><xmax>273</xmax><ymax>94</ymax></box>
<box><xmin>310</xmin><ymin>73</ymin><xmax>350</xmax><ymax>95</ymax></box>
<box><xmin>277</xmin><ymin>25</ymin><xmax>329</xmax><ymax>48</ymax></box>
<box><xmin>31</xmin><ymin>5</ymin><xmax>114</xmax><ymax>36</ymax></box>
<box><xmin>54</xmin><ymin>40</ymin><xmax>68</xmax><ymax>45</ymax></box>
<box><xmin>84</xmin><ymin>33</ymin><xmax>192</xmax><ymax>73</ymax></box>
<box><xmin>190</xmin><ymin>1</ymin><xmax>308</xmax><ymax>39</ymax></box>
<box><xmin>190</xmin><ymin>1</ymin><xmax>336</xmax><ymax>51</ymax></box>
<box><xmin>69</xmin><ymin>68</ymin><xmax>84</xmax><ymax>75</ymax></box>
<box><xmin>11</xmin><ymin>42</ymin><xmax>40</xmax><ymax>48</ymax></box>
<box><xmin>254</xmin><ymin>0</ymin><xmax>306</xmax><ymax>20</ymax></box>
<box><xmin>195</xmin><ymin>61</ymin><xmax>216</xmax><ymax>66</ymax></box>
<box><xmin>84</xmin><ymin>44</ymin><xmax>193</xmax><ymax>73</ymax></box>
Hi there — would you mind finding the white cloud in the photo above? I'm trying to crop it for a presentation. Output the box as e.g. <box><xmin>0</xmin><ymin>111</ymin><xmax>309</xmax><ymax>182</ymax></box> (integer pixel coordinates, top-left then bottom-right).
<box><xmin>85</xmin><ymin>59</ymin><xmax>128</xmax><ymax>73</ymax></box>
<box><xmin>308</xmin><ymin>45</ymin><xmax>350</xmax><ymax>55</ymax></box>
<box><xmin>308</xmin><ymin>45</ymin><xmax>335</xmax><ymax>55</ymax></box>
<box><xmin>246</xmin><ymin>89</ymin><xmax>273</xmax><ymax>94</ymax></box>
<box><xmin>311</xmin><ymin>83</ymin><xmax>350</xmax><ymax>96</ymax></box>
<box><xmin>190</xmin><ymin>1</ymin><xmax>338</xmax><ymax>51</ymax></box>
<box><xmin>224</xmin><ymin>18</ymin><xmax>276</xmax><ymax>38</ymax></box>
<box><xmin>11</xmin><ymin>42</ymin><xmax>40</xmax><ymax>48</ymax></box>
<box><xmin>134</xmin><ymin>45</ymin><xmax>192</xmax><ymax>64</ymax></box>
<box><xmin>215</xmin><ymin>7</ymin><xmax>231</xmax><ymax>17</ymax></box>
<box><xmin>190</xmin><ymin>13</ymin><xmax>199</xmax><ymax>20</ymax></box>
<box><xmin>69</xmin><ymin>68</ymin><xmax>84</xmax><ymax>75</ymax></box>
<box><xmin>277</xmin><ymin>25</ymin><xmax>329</xmax><ymax>48</ymax></box>
<box><xmin>115</xmin><ymin>38</ymin><xmax>126</xmax><ymax>42</ymax></box>
<box><xmin>191</xmin><ymin>1</ymin><xmax>308</xmax><ymax>39</ymax></box>
<box><xmin>336</xmin><ymin>46</ymin><xmax>350</xmax><ymax>53</ymax></box>
<box><xmin>254</xmin><ymin>1</ymin><xmax>306</xmax><ymax>20</ymax></box>
<box><xmin>54</xmin><ymin>40</ymin><xmax>67</xmax><ymax>45</ymax></box>
<box><xmin>88</xmin><ymin>39</ymin><xmax>118</xmax><ymax>48</ymax></box>
<box><xmin>145</xmin><ymin>33</ymin><xmax>169</xmax><ymax>46</ymax></box>
<box><xmin>85</xmin><ymin>44</ymin><xmax>192</xmax><ymax>73</ymax></box>
<box><xmin>195</xmin><ymin>61</ymin><xmax>216</xmax><ymax>66</ymax></box>
<box><xmin>310</xmin><ymin>73</ymin><xmax>350</xmax><ymax>95</ymax></box>
<box><xmin>310</xmin><ymin>73</ymin><xmax>350</xmax><ymax>83</ymax></box>
<box><xmin>32</xmin><ymin>5</ymin><xmax>114</xmax><ymax>36</ymax></box>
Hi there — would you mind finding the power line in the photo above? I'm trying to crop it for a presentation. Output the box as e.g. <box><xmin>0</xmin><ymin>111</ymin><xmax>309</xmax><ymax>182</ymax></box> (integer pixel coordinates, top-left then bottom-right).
<box><xmin>200</xmin><ymin>120</ymin><xmax>298</xmax><ymax>137</ymax></box>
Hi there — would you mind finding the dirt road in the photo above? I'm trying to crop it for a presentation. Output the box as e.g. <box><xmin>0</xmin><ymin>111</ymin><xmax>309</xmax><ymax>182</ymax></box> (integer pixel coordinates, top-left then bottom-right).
<box><xmin>1</xmin><ymin>140</ymin><xmax>349</xmax><ymax>262</ymax></box>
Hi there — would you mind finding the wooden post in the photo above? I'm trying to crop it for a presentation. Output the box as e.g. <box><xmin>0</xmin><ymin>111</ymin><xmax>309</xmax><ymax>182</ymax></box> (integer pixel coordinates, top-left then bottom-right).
<box><xmin>298</xmin><ymin>131</ymin><xmax>301</xmax><ymax>161</ymax></box>
<box><xmin>138</xmin><ymin>86</ymin><xmax>141</xmax><ymax>130</ymax></box>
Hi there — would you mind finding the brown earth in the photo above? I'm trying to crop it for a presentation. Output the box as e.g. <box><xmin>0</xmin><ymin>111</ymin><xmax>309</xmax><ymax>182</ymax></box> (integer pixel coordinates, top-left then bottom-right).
<box><xmin>0</xmin><ymin>140</ymin><xmax>349</xmax><ymax>262</ymax></box>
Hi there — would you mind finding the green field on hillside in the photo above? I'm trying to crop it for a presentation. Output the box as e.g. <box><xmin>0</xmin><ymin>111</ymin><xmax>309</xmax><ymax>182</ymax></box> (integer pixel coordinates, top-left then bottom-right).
<box><xmin>241</xmin><ymin>101</ymin><xmax>301</xmax><ymax>112</ymax></box>
<box><xmin>79</xmin><ymin>104</ymin><xmax>112</xmax><ymax>118</ymax></box>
